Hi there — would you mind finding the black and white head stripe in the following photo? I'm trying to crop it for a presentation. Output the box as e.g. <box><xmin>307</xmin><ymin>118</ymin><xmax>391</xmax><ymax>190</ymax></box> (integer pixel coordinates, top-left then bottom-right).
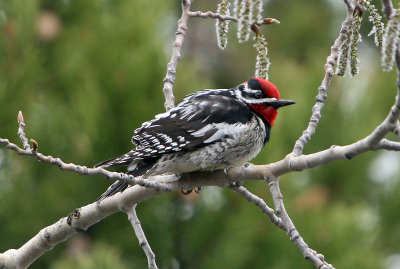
<box><xmin>234</xmin><ymin>83</ymin><xmax>278</xmax><ymax>104</ymax></box>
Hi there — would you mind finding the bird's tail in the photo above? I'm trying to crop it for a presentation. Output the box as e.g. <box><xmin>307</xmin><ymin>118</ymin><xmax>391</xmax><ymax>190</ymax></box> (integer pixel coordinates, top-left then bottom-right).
<box><xmin>94</xmin><ymin>152</ymin><xmax>134</xmax><ymax>168</ymax></box>
<box><xmin>95</xmin><ymin>152</ymin><xmax>161</xmax><ymax>202</ymax></box>
<box><xmin>96</xmin><ymin>180</ymin><xmax>129</xmax><ymax>202</ymax></box>
<box><xmin>94</xmin><ymin>152</ymin><xmax>134</xmax><ymax>202</ymax></box>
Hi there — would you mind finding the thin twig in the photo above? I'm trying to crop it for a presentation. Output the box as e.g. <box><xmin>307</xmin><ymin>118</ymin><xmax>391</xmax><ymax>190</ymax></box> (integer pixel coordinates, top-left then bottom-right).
<box><xmin>0</xmin><ymin>137</ymin><xmax>174</xmax><ymax>191</ymax></box>
<box><xmin>162</xmin><ymin>0</ymin><xmax>192</xmax><ymax>111</ymax></box>
<box><xmin>189</xmin><ymin>11</ymin><xmax>280</xmax><ymax>27</ymax></box>
<box><xmin>394</xmin><ymin>122</ymin><xmax>400</xmax><ymax>137</ymax></box>
<box><xmin>231</xmin><ymin>186</ymin><xmax>334</xmax><ymax>268</ymax></box>
<box><xmin>229</xmin><ymin>185</ymin><xmax>284</xmax><ymax>228</ymax></box>
<box><xmin>189</xmin><ymin>10</ymin><xmax>238</xmax><ymax>21</ymax></box>
<box><xmin>381</xmin><ymin>0</ymin><xmax>394</xmax><ymax>19</ymax></box>
<box><xmin>267</xmin><ymin>177</ymin><xmax>334</xmax><ymax>269</ymax></box>
<box><xmin>253</xmin><ymin>18</ymin><xmax>280</xmax><ymax>26</ymax></box>
<box><xmin>373</xmin><ymin>139</ymin><xmax>400</xmax><ymax>150</ymax></box>
<box><xmin>292</xmin><ymin>0</ymin><xmax>356</xmax><ymax>155</ymax></box>
<box><xmin>17</xmin><ymin>111</ymin><xmax>30</xmax><ymax>150</ymax></box>
<box><xmin>123</xmin><ymin>205</ymin><xmax>158</xmax><ymax>269</ymax></box>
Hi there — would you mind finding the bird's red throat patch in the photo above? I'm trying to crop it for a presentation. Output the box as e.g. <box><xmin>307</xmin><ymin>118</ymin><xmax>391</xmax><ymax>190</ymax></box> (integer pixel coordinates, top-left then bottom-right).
<box><xmin>250</xmin><ymin>104</ymin><xmax>278</xmax><ymax>126</ymax></box>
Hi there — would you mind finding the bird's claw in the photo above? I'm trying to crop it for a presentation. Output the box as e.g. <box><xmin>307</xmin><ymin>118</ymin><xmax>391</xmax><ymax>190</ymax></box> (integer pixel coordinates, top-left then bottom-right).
<box><xmin>229</xmin><ymin>181</ymin><xmax>243</xmax><ymax>188</ymax></box>
<box><xmin>181</xmin><ymin>188</ymin><xmax>193</xmax><ymax>195</ymax></box>
<box><xmin>181</xmin><ymin>186</ymin><xmax>201</xmax><ymax>195</ymax></box>
<box><xmin>223</xmin><ymin>165</ymin><xmax>234</xmax><ymax>175</ymax></box>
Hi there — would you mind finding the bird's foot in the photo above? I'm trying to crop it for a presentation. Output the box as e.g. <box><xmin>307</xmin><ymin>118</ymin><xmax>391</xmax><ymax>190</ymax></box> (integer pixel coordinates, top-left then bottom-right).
<box><xmin>181</xmin><ymin>189</ymin><xmax>193</xmax><ymax>195</ymax></box>
<box><xmin>229</xmin><ymin>181</ymin><xmax>243</xmax><ymax>188</ymax></box>
<box><xmin>223</xmin><ymin>164</ymin><xmax>235</xmax><ymax>175</ymax></box>
<box><xmin>181</xmin><ymin>186</ymin><xmax>202</xmax><ymax>195</ymax></box>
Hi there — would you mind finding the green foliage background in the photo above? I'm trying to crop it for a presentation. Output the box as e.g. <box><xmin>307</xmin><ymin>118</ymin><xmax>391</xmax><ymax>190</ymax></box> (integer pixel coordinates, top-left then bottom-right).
<box><xmin>1</xmin><ymin>0</ymin><xmax>400</xmax><ymax>268</ymax></box>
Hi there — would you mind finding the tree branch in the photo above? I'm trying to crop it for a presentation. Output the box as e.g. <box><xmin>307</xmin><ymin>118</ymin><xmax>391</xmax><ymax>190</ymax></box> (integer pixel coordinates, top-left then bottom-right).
<box><xmin>162</xmin><ymin>0</ymin><xmax>193</xmax><ymax>111</ymax></box>
<box><xmin>0</xmin><ymin>185</ymin><xmax>159</xmax><ymax>269</ymax></box>
<box><xmin>394</xmin><ymin>122</ymin><xmax>400</xmax><ymax>137</ymax></box>
<box><xmin>189</xmin><ymin>10</ymin><xmax>238</xmax><ymax>21</ymax></box>
<box><xmin>0</xmin><ymin>168</ymin><xmax>245</xmax><ymax>269</ymax></box>
<box><xmin>381</xmin><ymin>0</ymin><xmax>394</xmax><ymax>19</ymax></box>
<box><xmin>229</xmin><ymin>185</ymin><xmax>333</xmax><ymax>268</ymax></box>
<box><xmin>229</xmin><ymin>185</ymin><xmax>283</xmax><ymax>228</ymax></box>
<box><xmin>374</xmin><ymin>139</ymin><xmax>400</xmax><ymax>150</ymax></box>
<box><xmin>267</xmin><ymin>177</ymin><xmax>334</xmax><ymax>269</ymax></box>
<box><xmin>122</xmin><ymin>205</ymin><xmax>158</xmax><ymax>269</ymax></box>
<box><xmin>0</xmin><ymin>136</ymin><xmax>178</xmax><ymax>192</ymax></box>
<box><xmin>292</xmin><ymin>0</ymin><xmax>356</xmax><ymax>156</ymax></box>
<box><xmin>17</xmin><ymin>111</ymin><xmax>30</xmax><ymax>150</ymax></box>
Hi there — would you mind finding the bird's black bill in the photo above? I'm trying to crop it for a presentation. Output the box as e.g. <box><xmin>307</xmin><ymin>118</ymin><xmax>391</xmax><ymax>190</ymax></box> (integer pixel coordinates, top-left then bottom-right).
<box><xmin>270</xmin><ymin>99</ymin><xmax>296</xmax><ymax>108</ymax></box>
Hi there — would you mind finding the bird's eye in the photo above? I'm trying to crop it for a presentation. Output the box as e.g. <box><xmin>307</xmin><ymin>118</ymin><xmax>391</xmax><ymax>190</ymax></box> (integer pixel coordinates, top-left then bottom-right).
<box><xmin>255</xmin><ymin>91</ymin><xmax>263</xmax><ymax>98</ymax></box>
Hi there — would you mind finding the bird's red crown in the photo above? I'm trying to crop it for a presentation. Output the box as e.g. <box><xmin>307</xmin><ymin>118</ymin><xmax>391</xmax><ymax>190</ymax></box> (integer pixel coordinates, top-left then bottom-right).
<box><xmin>254</xmin><ymin>77</ymin><xmax>280</xmax><ymax>99</ymax></box>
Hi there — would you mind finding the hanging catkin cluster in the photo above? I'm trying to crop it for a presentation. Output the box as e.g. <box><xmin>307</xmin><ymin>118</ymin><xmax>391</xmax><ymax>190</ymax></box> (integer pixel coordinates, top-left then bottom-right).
<box><xmin>216</xmin><ymin>0</ymin><xmax>264</xmax><ymax>46</ymax></box>
<box><xmin>350</xmin><ymin>12</ymin><xmax>362</xmax><ymax>76</ymax></box>
<box><xmin>361</xmin><ymin>0</ymin><xmax>384</xmax><ymax>47</ymax></box>
<box><xmin>337</xmin><ymin>11</ymin><xmax>363</xmax><ymax>76</ymax></box>
<box><xmin>337</xmin><ymin>26</ymin><xmax>352</xmax><ymax>76</ymax></box>
<box><xmin>381</xmin><ymin>8</ymin><xmax>400</xmax><ymax>72</ymax></box>
<box><xmin>336</xmin><ymin>1</ymin><xmax>387</xmax><ymax>76</ymax></box>
<box><xmin>216</xmin><ymin>0</ymin><xmax>231</xmax><ymax>49</ymax></box>
<box><xmin>214</xmin><ymin>0</ymin><xmax>275</xmax><ymax>79</ymax></box>
<box><xmin>254</xmin><ymin>28</ymin><xmax>270</xmax><ymax>80</ymax></box>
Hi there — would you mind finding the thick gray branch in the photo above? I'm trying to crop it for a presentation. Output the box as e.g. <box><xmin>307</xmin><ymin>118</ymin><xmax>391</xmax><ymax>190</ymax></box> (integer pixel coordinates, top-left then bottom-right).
<box><xmin>0</xmin><ymin>171</ymin><xmax>240</xmax><ymax>269</ymax></box>
<box><xmin>0</xmin><ymin>185</ymin><xmax>159</xmax><ymax>269</ymax></box>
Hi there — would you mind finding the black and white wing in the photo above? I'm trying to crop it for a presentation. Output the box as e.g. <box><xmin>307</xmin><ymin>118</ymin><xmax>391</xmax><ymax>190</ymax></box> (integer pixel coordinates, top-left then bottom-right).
<box><xmin>95</xmin><ymin>90</ymin><xmax>254</xmax><ymax>168</ymax></box>
<box><xmin>133</xmin><ymin>91</ymin><xmax>253</xmax><ymax>155</ymax></box>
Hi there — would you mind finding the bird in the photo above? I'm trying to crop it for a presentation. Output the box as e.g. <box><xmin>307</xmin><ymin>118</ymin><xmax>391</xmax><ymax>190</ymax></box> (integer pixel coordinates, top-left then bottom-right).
<box><xmin>95</xmin><ymin>77</ymin><xmax>295</xmax><ymax>201</ymax></box>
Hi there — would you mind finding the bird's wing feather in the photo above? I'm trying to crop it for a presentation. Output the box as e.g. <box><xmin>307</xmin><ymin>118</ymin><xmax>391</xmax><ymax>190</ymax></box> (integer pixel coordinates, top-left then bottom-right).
<box><xmin>131</xmin><ymin>92</ymin><xmax>254</xmax><ymax>158</ymax></box>
<box><xmin>94</xmin><ymin>91</ymin><xmax>254</xmax><ymax>168</ymax></box>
